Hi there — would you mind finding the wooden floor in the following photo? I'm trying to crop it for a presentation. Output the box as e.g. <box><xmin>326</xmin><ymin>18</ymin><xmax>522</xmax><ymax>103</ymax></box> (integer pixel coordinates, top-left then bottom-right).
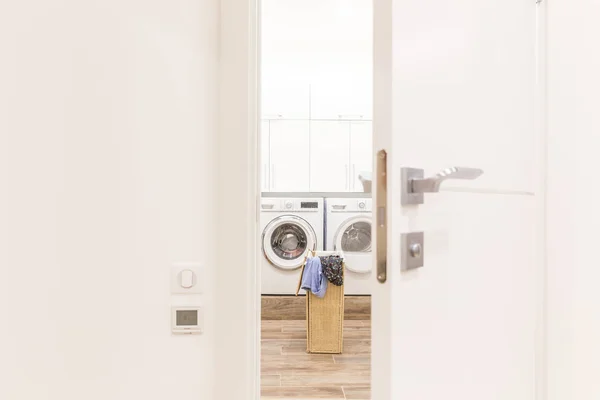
<box><xmin>261</xmin><ymin>319</ymin><xmax>371</xmax><ymax>400</ymax></box>
<box><xmin>261</xmin><ymin>296</ymin><xmax>308</xmax><ymax>320</ymax></box>
<box><xmin>262</xmin><ymin>295</ymin><xmax>371</xmax><ymax>320</ymax></box>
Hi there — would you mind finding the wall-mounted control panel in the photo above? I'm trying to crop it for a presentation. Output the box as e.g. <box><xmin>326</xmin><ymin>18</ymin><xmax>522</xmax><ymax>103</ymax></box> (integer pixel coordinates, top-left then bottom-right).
<box><xmin>172</xmin><ymin>306</ymin><xmax>204</xmax><ymax>334</ymax></box>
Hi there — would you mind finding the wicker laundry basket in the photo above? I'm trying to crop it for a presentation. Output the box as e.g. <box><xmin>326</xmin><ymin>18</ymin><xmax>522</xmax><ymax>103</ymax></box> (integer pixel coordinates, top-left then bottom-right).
<box><xmin>296</xmin><ymin>252</ymin><xmax>345</xmax><ymax>354</ymax></box>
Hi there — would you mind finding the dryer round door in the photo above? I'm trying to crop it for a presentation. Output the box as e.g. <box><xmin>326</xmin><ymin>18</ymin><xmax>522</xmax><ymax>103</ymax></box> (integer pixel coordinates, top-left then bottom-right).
<box><xmin>263</xmin><ymin>215</ymin><xmax>317</xmax><ymax>270</ymax></box>
<box><xmin>334</xmin><ymin>215</ymin><xmax>372</xmax><ymax>273</ymax></box>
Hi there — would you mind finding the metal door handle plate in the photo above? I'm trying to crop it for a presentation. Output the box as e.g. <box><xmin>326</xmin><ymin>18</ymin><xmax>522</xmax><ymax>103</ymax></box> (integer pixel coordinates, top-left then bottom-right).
<box><xmin>401</xmin><ymin>167</ymin><xmax>484</xmax><ymax>205</ymax></box>
<box><xmin>401</xmin><ymin>231</ymin><xmax>424</xmax><ymax>271</ymax></box>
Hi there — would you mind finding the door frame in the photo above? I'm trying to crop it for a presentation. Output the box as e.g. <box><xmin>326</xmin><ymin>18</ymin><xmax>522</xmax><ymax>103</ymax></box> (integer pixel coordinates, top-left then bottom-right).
<box><xmin>217</xmin><ymin>0</ymin><xmax>548</xmax><ymax>399</ymax></box>
<box><xmin>535</xmin><ymin>3</ymin><xmax>548</xmax><ymax>399</ymax></box>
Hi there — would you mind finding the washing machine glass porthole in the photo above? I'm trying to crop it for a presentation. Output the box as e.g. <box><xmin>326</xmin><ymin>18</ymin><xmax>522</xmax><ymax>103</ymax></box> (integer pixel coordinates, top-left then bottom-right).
<box><xmin>339</xmin><ymin>220</ymin><xmax>372</xmax><ymax>253</ymax></box>
<box><xmin>270</xmin><ymin>223</ymin><xmax>308</xmax><ymax>260</ymax></box>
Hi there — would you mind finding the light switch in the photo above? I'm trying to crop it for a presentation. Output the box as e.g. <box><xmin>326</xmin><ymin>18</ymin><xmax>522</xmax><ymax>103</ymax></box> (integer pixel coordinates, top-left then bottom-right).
<box><xmin>180</xmin><ymin>269</ymin><xmax>195</xmax><ymax>289</ymax></box>
<box><xmin>171</xmin><ymin>263</ymin><xmax>203</xmax><ymax>294</ymax></box>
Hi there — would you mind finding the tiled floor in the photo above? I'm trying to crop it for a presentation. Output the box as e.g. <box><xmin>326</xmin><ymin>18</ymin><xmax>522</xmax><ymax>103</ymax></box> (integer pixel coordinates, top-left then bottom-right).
<box><xmin>261</xmin><ymin>320</ymin><xmax>371</xmax><ymax>400</ymax></box>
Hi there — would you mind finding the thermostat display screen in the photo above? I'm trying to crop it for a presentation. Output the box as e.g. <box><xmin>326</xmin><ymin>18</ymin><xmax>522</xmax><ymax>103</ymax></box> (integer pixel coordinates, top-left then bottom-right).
<box><xmin>176</xmin><ymin>310</ymin><xmax>198</xmax><ymax>326</ymax></box>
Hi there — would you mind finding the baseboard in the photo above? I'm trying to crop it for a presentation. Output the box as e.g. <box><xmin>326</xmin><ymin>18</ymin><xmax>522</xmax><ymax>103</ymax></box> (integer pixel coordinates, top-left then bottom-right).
<box><xmin>261</xmin><ymin>295</ymin><xmax>371</xmax><ymax>320</ymax></box>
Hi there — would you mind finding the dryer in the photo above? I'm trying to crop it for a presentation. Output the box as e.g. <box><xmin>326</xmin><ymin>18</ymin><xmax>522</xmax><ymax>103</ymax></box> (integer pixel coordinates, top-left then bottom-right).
<box><xmin>325</xmin><ymin>198</ymin><xmax>372</xmax><ymax>295</ymax></box>
<box><xmin>261</xmin><ymin>197</ymin><xmax>324</xmax><ymax>295</ymax></box>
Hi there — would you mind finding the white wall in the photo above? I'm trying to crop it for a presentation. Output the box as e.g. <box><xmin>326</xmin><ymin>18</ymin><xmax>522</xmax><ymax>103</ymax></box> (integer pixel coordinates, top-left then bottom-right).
<box><xmin>547</xmin><ymin>0</ymin><xmax>600</xmax><ymax>399</ymax></box>
<box><xmin>0</xmin><ymin>1</ymin><xmax>219</xmax><ymax>399</ymax></box>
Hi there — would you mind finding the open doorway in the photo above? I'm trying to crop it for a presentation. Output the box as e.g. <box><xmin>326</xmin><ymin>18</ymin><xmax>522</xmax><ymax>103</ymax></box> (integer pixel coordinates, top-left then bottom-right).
<box><xmin>259</xmin><ymin>0</ymin><xmax>373</xmax><ymax>398</ymax></box>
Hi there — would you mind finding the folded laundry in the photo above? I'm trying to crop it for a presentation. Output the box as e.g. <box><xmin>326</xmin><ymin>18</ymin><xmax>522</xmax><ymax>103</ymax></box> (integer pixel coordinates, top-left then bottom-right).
<box><xmin>320</xmin><ymin>255</ymin><xmax>344</xmax><ymax>286</ymax></box>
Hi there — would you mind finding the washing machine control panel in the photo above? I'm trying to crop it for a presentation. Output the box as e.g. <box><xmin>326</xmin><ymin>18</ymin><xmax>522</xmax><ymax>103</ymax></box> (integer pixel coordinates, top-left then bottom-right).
<box><xmin>260</xmin><ymin>198</ymin><xmax>322</xmax><ymax>212</ymax></box>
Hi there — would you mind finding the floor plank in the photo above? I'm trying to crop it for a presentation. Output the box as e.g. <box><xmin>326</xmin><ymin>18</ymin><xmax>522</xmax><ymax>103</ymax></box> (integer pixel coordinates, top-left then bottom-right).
<box><xmin>261</xmin><ymin>386</ymin><xmax>345</xmax><ymax>399</ymax></box>
<box><xmin>342</xmin><ymin>386</ymin><xmax>371</xmax><ymax>400</ymax></box>
<box><xmin>342</xmin><ymin>326</ymin><xmax>371</xmax><ymax>340</ymax></box>
<box><xmin>264</xmin><ymin>362</ymin><xmax>369</xmax><ymax>376</ymax></box>
<box><xmin>262</xmin><ymin>331</ymin><xmax>309</xmax><ymax>340</ymax></box>
<box><xmin>262</xmin><ymin>342</ymin><xmax>284</xmax><ymax>356</ymax></box>
<box><xmin>262</xmin><ymin>375</ymin><xmax>282</xmax><ymax>387</ymax></box>
<box><xmin>342</xmin><ymin>340</ymin><xmax>371</xmax><ymax>355</ymax></box>
<box><xmin>281</xmin><ymin>373</ymin><xmax>370</xmax><ymax>387</ymax></box>
<box><xmin>332</xmin><ymin>355</ymin><xmax>370</xmax><ymax>365</ymax></box>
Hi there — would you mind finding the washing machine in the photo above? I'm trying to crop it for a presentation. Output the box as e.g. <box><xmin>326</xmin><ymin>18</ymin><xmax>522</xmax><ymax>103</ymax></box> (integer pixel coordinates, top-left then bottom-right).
<box><xmin>325</xmin><ymin>198</ymin><xmax>372</xmax><ymax>295</ymax></box>
<box><xmin>261</xmin><ymin>197</ymin><xmax>324</xmax><ymax>295</ymax></box>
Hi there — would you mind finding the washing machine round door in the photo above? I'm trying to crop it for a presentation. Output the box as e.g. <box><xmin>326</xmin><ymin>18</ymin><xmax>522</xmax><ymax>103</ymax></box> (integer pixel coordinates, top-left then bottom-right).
<box><xmin>263</xmin><ymin>215</ymin><xmax>317</xmax><ymax>270</ymax></box>
<box><xmin>334</xmin><ymin>215</ymin><xmax>372</xmax><ymax>273</ymax></box>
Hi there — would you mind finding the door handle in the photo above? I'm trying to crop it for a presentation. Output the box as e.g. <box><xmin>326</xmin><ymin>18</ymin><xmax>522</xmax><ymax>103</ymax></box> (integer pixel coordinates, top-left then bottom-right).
<box><xmin>263</xmin><ymin>164</ymin><xmax>268</xmax><ymax>191</ymax></box>
<box><xmin>271</xmin><ymin>165</ymin><xmax>275</xmax><ymax>190</ymax></box>
<box><xmin>338</xmin><ymin>114</ymin><xmax>364</xmax><ymax>119</ymax></box>
<box><xmin>376</xmin><ymin>150</ymin><xmax>387</xmax><ymax>283</ymax></box>
<box><xmin>345</xmin><ymin>164</ymin><xmax>349</xmax><ymax>191</ymax></box>
<box><xmin>401</xmin><ymin>167</ymin><xmax>484</xmax><ymax>205</ymax></box>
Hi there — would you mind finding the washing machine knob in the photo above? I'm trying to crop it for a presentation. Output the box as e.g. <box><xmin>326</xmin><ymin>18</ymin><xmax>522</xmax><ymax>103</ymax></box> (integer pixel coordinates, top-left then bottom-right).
<box><xmin>285</xmin><ymin>201</ymin><xmax>293</xmax><ymax>209</ymax></box>
<box><xmin>358</xmin><ymin>201</ymin><xmax>366</xmax><ymax>209</ymax></box>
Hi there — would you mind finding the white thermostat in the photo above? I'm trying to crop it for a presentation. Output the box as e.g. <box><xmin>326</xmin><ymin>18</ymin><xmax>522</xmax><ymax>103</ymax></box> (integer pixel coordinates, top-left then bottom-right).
<box><xmin>172</xmin><ymin>306</ymin><xmax>203</xmax><ymax>334</ymax></box>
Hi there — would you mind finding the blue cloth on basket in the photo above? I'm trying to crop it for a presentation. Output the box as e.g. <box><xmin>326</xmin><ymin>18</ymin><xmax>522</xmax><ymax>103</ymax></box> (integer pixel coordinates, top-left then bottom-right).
<box><xmin>301</xmin><ymin>256</ymin><xmax>328</xmax><ymax>298</ymax></box>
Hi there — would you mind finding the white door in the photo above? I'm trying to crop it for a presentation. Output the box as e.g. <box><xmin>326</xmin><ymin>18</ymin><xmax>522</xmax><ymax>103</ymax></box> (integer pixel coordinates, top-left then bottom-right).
<box><xmin>269</xmin><ymin>120</ymin><xmax>310</xmax><ymax>192</ymax></box>
<box><xmin>372</xmin><ymin>0</ymin><xmax>540</xmax><ymax>400</ymax></box>
<box><xmin>309</xmin><ymin>121</ymin><xmax>350</xmax><ymax>192</ymax></box>
<box><xmin>349</xmin><ymin>121</ymin><xmax>372</xmax><ymax>192</ymax></box>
